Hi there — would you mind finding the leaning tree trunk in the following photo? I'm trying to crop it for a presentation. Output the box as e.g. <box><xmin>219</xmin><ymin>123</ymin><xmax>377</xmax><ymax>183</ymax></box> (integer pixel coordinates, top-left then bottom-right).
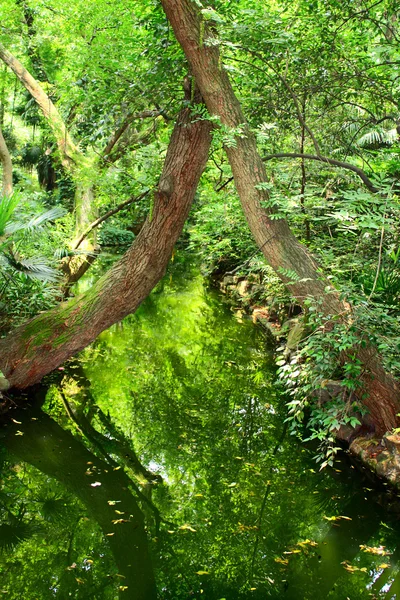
<box><xmin>0</xmin><ymin>43</ymin><xmax>97</xmax><ymax>239</ymax></box>
<box><xmin>160</xmin><ymin>0</ymin><xmax>400</xmax><ymax>433</ymax></box>
<box><xmin>3</xmin><ymin>407</ymin><xmax>157</xmax><ymax>600</ymax></box>
<box><xmin>0</xmin><ymin>126</ymin><xmax>12</xmax><ymax>196</ymax></box>
<box><xmin>0</xmin><ymin>98</ymin><xmax>212</xmax><ymax>389</ymax></box>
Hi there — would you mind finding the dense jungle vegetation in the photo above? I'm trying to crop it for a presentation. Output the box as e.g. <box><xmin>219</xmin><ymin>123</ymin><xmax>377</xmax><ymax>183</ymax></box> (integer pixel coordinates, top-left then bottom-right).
<box><xmin>1</xmin><ymin>0</ymin><xmax>400</xmax><ymax>444</ymax></box>
<box><xmin>2</xmin><ymin>0</ymin><xmax>400</xmax><ymax>598</ymax></box>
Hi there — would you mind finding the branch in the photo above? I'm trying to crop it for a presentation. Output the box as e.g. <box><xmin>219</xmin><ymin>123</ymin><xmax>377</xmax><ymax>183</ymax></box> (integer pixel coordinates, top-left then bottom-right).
<box><xmin>103</xmin><ymin>110</ymin><xmax>162</xmax><ymax>158</ymax></box>
<box><xmin>0</xmin><ymin>43</ymin><xmax>81</xmax><ymax>173</ymax></box>
<box><xmin>73</xmin><ymin>190</ymin><xmax>150</xmax><ymax>250</ymax></box>
<box><xmin>264</xmin><ymin>153</ymin><xmax>379</xmax><ymax>193</ymax></box>
<box><xmin>217</xmin><ymin>152</ymin><xmax>379</xmax><ymax>194</ymax></box>
<box><xmin>0</xmin><ymin>127</ymin><xmax>12</xmax><ymax>196</ymax></box>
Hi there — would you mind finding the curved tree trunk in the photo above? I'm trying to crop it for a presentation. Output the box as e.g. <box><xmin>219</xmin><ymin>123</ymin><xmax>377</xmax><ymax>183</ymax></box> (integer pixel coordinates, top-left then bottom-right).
<box><xmin>0</xmin><ymin>43</ymin><xmax>97</xmax><ymax>240</ymax></box>
<box><xmin>2</xmin><ymin>407</ymin><xmax>157</xmax><ymax>600</ymax></box>
<box><xmin>0</xmin><ymin>99</ymin><xmax>212</xmax><ymax>389</ymax></box>
<box><xmin>160</xmin><ymin>0</ymin><xmax>400</xmax><ymax>433</ymax></box>
<box><xmin>0</xmin><ymin>126</ymin><xmax>12</xmax><ymax>196</ymax></box>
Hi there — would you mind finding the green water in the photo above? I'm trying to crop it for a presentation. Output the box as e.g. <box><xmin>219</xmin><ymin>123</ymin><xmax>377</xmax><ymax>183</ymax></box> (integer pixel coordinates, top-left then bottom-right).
<box><xmin>1</xmin><ymin>261</ymin><xmax>400</xmax><ymax>599</ymax></box>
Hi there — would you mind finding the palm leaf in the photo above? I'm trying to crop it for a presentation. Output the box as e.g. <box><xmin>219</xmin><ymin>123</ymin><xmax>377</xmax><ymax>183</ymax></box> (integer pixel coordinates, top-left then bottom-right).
<box><xmin>5</xmin><ymin>206</ymin><xmax>66</xmax><ymax>236</ymax></box>
<box><xmin>357</xmin><ymin>128</ymin><xmax>397</xmax><ymax>149</ymax></box>
<box><xmin>0</xmin><ymin>193</ymin><xmax>21</xmax><ymax>237</ymax></box>
<box><xmin>0</xmin><ymin>522</ymin><xmax>35</xmax><ymax>551</ymax></box>
<box><xmin>3</xmin><ymin>250</ymin><xmax>60</xmax><ymax>283</ymax></box>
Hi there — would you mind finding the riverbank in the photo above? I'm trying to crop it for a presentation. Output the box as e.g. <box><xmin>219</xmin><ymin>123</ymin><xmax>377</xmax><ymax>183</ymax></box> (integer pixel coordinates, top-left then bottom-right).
<box><xmin>216</xmin><ymin>269</ymin><xmax>400</xmax><ymax>493</ymax></box>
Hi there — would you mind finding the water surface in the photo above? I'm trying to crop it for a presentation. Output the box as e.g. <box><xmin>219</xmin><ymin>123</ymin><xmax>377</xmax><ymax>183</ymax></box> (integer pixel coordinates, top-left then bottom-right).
<box><xmin>1</xmin><ymin>261</ymin><xmax>400</xmax><ymax>599</ymax></box>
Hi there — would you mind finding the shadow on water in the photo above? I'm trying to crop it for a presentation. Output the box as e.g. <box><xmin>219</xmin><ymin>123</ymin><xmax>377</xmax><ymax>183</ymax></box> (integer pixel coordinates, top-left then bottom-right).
<box><xmin>1</xmin><ymin>258</ymin><xmax>400</xmax><ymax>599</ymax></box>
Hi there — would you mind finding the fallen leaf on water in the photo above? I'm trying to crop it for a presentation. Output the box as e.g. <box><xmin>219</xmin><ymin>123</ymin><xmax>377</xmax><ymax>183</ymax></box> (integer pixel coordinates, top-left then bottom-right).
<box><xmin>15</xmin><ymin>431</ymin><xmax>24</xmax><ymax>436</ymax></box>
<box><xmin>112</xmin><ymin>519</ymin><xmax>128</xmax><ymax>525</ymax></box>
<box><xmin>274</xmin><ymin>557</ymin><xmax>289</xmax><ymax>565</ymax></box>
<box><xmin>114</xmin><ymin>510</ymin><xmax>125</xmax><ymax>515</ymax></box>
<box><xmin>297</xmin><ymin>539</ymin><xmax>318</xmax><ymax>548</ymax></box>
<box><xmin>179</xmin><ymin>524</ymin><xmax>197</xmax><ymax>532</ymax></box>
<box><xmin>91</xmin><ymin>482</ymin><xmax>101</xmax><ymax>487</ymax></box>
<box><xmin>360</xmin><ymin>545</ymin><xmax>390</xmax><ymax>556</ymax></box>
<box><xmin>341</xmin><ymin>561</ymin><xmax>367</xmax><ymax>574</ymax></box>
<box><xmin>11</xmin><ymin>418</ymin><xmax>21</xmax><ymax>424</ymax></box>
<box><xmin>106</xmin><ymin>533</ymin><xmax>115</xmax><ymax>536</ymax></box>
<box><xmin>196</xmin><ymin>571</ymin><xmax>209</xmax><ymax>575</ymax></box>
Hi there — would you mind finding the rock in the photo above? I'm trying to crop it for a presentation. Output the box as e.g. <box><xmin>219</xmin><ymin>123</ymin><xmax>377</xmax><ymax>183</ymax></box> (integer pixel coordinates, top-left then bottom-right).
<box><xmin>237</xmin><ymin>279</ymin><xmax>249</xmax><ymax>297</ymax></box>
<box><xmin>384</xmin><ymin>434</ymin><xmax>400</xmax><ymax>456</ymax></box>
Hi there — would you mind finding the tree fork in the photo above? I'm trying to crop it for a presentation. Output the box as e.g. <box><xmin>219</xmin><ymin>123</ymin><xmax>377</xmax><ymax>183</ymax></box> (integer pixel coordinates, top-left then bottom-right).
<box><xmin>0</xmin><ymin>95</ymin><xmax>212</xmax><ymax>390</ymax></box>
<box><xmin>160</xmin><ymin>0</ymin><xmax>400</xmax><ymax>433</ymax></box>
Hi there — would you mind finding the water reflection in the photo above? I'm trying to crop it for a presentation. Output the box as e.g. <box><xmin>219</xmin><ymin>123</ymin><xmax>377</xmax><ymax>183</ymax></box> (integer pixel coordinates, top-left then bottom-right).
<box><xmin>1</xmin><ymin>261</ymin><xmax>400</xmax><ymax>599</ymax></box>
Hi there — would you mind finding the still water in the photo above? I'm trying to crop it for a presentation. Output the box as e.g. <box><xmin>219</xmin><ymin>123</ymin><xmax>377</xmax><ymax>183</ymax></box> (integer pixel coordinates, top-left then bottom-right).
<box><xmin>1</xmin><ymin>261</ymin><xmax>400</xmax><ymax>599</ymax></box>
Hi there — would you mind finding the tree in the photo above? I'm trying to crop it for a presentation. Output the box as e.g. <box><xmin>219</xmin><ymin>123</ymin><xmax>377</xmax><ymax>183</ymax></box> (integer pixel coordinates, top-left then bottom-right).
<box><xmin>0</xmin><ymin>126</ymin><xmax>12</xmax><ymax>197</ymax></box>
<box><xmin>159</xmin><ymin>0</ymin><xmax>400</xmax><ymax>433</ymax></box>
<box><xmin>0</xmin><ymin>88</ymin><xmax>212</xmax><ymax>390</ymax></box>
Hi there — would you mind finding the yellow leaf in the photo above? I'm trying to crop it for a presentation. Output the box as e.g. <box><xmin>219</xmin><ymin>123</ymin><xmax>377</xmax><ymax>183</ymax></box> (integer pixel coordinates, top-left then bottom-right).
<box><xmin>111</xmin><ymin>519</ymin><xmax>128</xmax><ymax>525</ymax></box>
<box><xmin>196</xmin><ymin>571</ymin><xmax>209</xmax><ymax>575</ymax></box>
<box><xmin>360</xmin><ymin>545</ymin><xmax>390</xmax><ymax>556</ymax></box>
<box><xmin>179</xmin><ymin>524</ymin><xmax>197</xmax><ymax>532</ymax></box>
<box><xmin>378</xmin><ymin>563</ymin><xmax>390</xmax><ymax>569</ymax></box>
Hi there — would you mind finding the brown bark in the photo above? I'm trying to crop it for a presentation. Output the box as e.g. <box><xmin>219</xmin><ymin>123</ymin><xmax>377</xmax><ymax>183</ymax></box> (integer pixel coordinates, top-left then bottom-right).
<box><xmin>0</xmin><ymin>100</ymin><xmax>212</xmax><ymax>389</ymax></box>
<box><xmin>160</xmin><ymin>0</ymin><xmax>400</xmax><ymax>433</ymax></box>
<box><xmin>0</xmin><ymin>126</ymin><xmax>12</xmax><ymax>196</ymax></box>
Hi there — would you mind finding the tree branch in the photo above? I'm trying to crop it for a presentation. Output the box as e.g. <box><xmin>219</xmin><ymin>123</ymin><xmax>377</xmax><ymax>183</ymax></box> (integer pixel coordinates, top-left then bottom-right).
<box><xmin>103</xmin><ymin>110</ymin><xmax>162</xmax><ymax>158</ymax></box>
<box><xmin>0</xmin><ymin>43</ymin><xmax>81</xmax><ymax>173</ymax></box>
<box><xmin>73</xmin><ymin>189</ymin><xmax>150</xmax><ymax>250</ymax></box>
<box><xmin>217</xmin><ymin>152</ymin><xmax>379</xmax><ymax>194</ymax></box>
<box><xmin>264</xmin><ymin>153</ymin><xmax>379</xmax><ymax>193</ymax></box>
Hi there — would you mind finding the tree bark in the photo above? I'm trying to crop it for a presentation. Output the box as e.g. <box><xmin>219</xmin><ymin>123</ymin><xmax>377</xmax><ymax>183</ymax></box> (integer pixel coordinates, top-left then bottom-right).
<box><xmin>160</xmin><ymin>0</ymin><xmax>400</xmax><ymax>433</ymax></box>
<box><xmin>0</xmin><ymin>126</ymin><xmax>12</xmax><ymax>196</ymax></box>
<box><xmin>0</xmin><ymin>100</ymin><xmax>212</xmax><ymax>389</ymax></box>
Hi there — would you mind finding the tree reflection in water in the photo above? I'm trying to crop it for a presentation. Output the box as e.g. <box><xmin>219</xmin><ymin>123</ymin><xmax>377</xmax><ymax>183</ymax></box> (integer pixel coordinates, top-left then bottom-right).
<box><xmin>1</xmin><ymin>266</ymin><xmax>400</xmax><ymax>599</ymax></box>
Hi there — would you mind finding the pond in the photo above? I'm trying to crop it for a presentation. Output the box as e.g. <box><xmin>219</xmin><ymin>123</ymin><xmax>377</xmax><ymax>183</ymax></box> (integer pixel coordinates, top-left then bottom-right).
<box><xmin>1</xmin><ymin>259</ymin><xmax>400</xmax><ymax>599</ymax></box>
